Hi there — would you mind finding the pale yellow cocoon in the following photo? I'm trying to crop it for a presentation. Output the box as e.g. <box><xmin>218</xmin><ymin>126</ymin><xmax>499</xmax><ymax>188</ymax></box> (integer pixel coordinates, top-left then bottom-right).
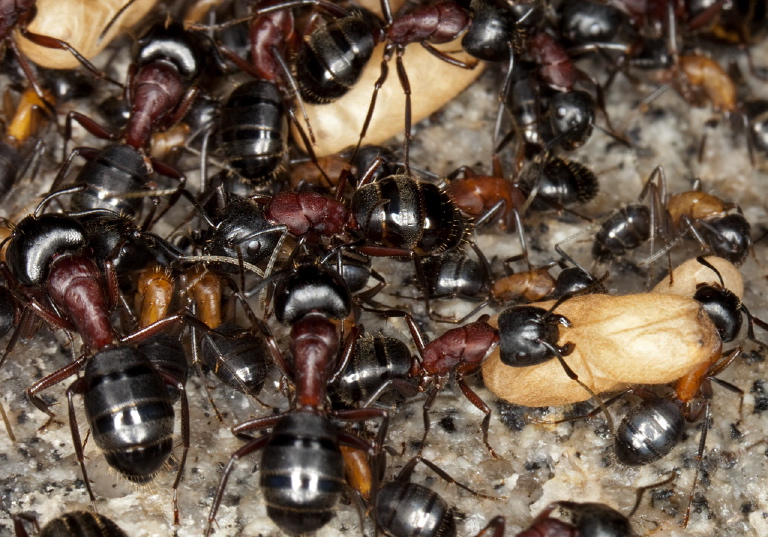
<box><xmin>482</xmin><ymin>293</ymin><xmax>722</xmax><ymax>407</ymax></box>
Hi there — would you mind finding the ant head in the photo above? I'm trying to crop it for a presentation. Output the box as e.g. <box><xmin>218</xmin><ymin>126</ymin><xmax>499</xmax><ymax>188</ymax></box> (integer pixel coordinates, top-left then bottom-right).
<box><xmin>273</xmin><ymin>263</ymin><xmax>352</xmax><ymax>325</ymax></box>
<box><xmin>547</xmin><ymin>90</ymin><xmax>595</xmax><ymax>151</ymax></box>
<box><xmin>497</xmin><ymin>303</ymin><xmax>572</xmax><ymax>367</ymax></box>
<box><xmin>694</xmin><ymin>257</ymin><xmax>743</xmax><ymax>342</ymax></box>
<box><xmin>6</xmin><ymin>213</ymin><xmax>87</xmax><ymax>287</ymax></box>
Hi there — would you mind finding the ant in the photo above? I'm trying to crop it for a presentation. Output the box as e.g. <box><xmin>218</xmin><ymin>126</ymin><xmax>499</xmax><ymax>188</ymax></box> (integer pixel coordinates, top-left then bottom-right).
<box><xmin>514</xmin><ymin>472</ymin><xmax>677</xmax><ymax>537</ymax></box>
<box><xmin>205</xmin><ymin>259</ymin><xmax>388</xmax><ymax>536</ymax></box>
<box><xmin>567</xmin><ymin>343</ymin><xmax>743</xmax><ymax>527</ymax></box>
<box><xmin>12</xmin><ymin>511</ymin><xmax>128</xmax><ymax>537</ymax></box>
<box><xmin>414</xmin><ymin>219</ymin><xmax>602</xmax><ymax>323</ymax></box>
<box><xmin>188</xmin><ymin>2</ymin><xmax>331</xmax><ymax>185</ymax></box>
<box><xmin>374</xmin><ymin>455</ymin><xmax>504</xmax><ymax>537</ymax></box>
<box><xmin>243</xmin><ymin>0</ymin><xmax>477</xmax><ymax>168</ymax></box>
<box><xmin>635</xmin><ymin>170</ymin><xmax>753</xmax><ymax>267</ymax></box>
<box><xmin>21</xmin><ymin>304</ymin><xmax>211</xmax><ymax>524</ymax></box>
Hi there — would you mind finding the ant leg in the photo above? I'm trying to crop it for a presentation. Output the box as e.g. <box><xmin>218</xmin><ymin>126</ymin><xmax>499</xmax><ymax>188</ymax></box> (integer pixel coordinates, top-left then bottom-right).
<box><xmin>66</xmin><ymin>378</ymin><xmax>98</xmax><ymax>508</ymax></box>
<box><xmin>419</xmin><ymin>42</ymin><xmax>476</xmax><ymax>69</ymax></box>
<box><xmin>328</xmin><ymin>325</ymin><xmax>361</xmax><ymax>384</ymax></box>
<box><xmin>159</xmin><ymin>371</ymin><xmax>190</xmax><ymax>526</ymax></box>
<box><xmin>456</xmin><ymin>375</ymin><xmax>499</xmax><ymax>458</ymax></box>
<box><xmin>418</xmin><ymin>386</ymin><xmax>439</xmax><ymax>454</ymax></box>
<box><xmin>27</xmin><ymin>354</ymin><xmax>88</xmax><ymax>419</ymax></box>
<box><xmin>394</xmin><ymin>47</ymin><xmax>413</xmax><ymax>171</ymax></box>
<box><xmin>7</xmin><ymin>40</ymin><xmax>55</xmax><ymax>114</ymax></box>
<box><xmin>396</xmin><ymin>455</ymin><xmax>500</xmax><ymax>499</ymax></box>
<box><xmin>629</xmin><ymin>471</ymin><xmax>678</xmax><ymax>517</ymax></box>
<box><xmin>474</xmin><ymin>516</ymin><xmax>505</xmax><ymax>537</ymax></box>
<box><xmin>63</xmin><ymin>111</ymin><xmax>118</xmax><ymax>161</ymax></box>
<box><xmin>0</xmin><ymin>401</ymin><xmax>14</xmax><ymax>442</ymax></box>
<box><xmin>205</xmin><ymin>435</ymin><xmax>273</xmax><ymax>537</ymax></box>
<box><xmin>189</xmin><ymin>326</ymin><xmax>225</xmax><ymax>422</ymax></box>
<box><xmin>48</xmin><ymin>147</ymin><xmax>99</xmax><ymax>195</ymax></box>
<box><xmin>540</xmin><ymin>340</ymin><xmax>615</xmax><ymax>435</ymax></box>
<box><xmin>528</xmin><ymin>390</ymin><xmax>630</xmax><ymax>426</ymax></box>
<box><xmin>682</xmin><ymin>400</ymin><xmax>711</xmax><ymax>528</ymax></box>
<box><xmin>697</xmin><ymin>117</ymin><xmax>720</xmax><ymax>164</ymax></box>
<box><xmin>19</xmin><ymin>29</ymin><xmax>124</xmax><ymax>89</ymax></box>
<box><xmin>351</xmin><ymin>48</ymin><xmax>393</xmax><ymax>171</ymax></box>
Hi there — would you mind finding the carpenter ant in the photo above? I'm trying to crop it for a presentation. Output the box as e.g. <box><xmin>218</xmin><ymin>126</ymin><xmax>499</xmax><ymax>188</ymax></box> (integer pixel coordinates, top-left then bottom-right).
<box><xmin>487</xmin><ymin>11</ymin><xmax>629</xmax><ymax>155</ymax></box>
<box><xmin>514</xmin><ymin>471</ymin><xmax>678</xmax><ymax>535</ymax></box>
<box><xmin>239</xmin><ymin>0</ymin><xmax>476</xmax><ymax>167</ymax></box>
<box><xmin>404</xmin><ymin>313</ymin><xmax>500</xmax><ymax>457</ymax></box>
<box><xmin>351</xmin><ymin>0</ymin><xmax>476</xmax><ymax>168</ymax></box>
<box><xmin>28</xmin><ymin>339</ymin><xmax>193</xmax><ymax>525</ymax></box>
<box><xmin>375</xmin><ymin>455</ymin><xmax>504</xmax><ymax>537</ymax></box>
<box><xmin>516</xmin><ymin>502</ymin><xmax>632</xmax><ymax>537</ymax></box>
<box><xmin>197</xmin><ymin>0</ymin><xmax>338</xmax><ymax>183</ymax></box>
<box><xmin>597</xmin><ymin>345</ymin><xmax>742</xmax><ymax>527</ymax></box>
<box><xmin>192</xmin><ymin>0</ymin><xmax>373</xmax><ymax>105</ymax></box>
<box><xmin>12</xmin><ymin>511</ymin><xmax>128</xmax><ymax>537</ymax></box>
<box><xmin>205</xmin><ymin>260</ymin><xmax>388</xmax><ymax>536</ymax></box>
<box><xmin>638</xmin><ymin>172</ymin><xmax>753</xmax><ymax>266</ymax></box>
<box><xmin>570</xmin><ymin>166</ymin><xmax>668</xmax><ymax>270</ymax></box>
<box><xmin>185</xmin><ymin>287</ymin><xmax>276</xmax><ymax>419</ymax></box>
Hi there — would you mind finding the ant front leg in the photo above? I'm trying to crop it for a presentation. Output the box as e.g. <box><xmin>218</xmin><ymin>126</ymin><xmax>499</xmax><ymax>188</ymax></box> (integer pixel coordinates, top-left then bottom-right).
<box><xmin>19</xmin><ymin>28</ymin><xmax>124</xmax><ymax>89</ymax></box>
<box><xmin>475</xmin><ymin>516</ymin><xmax>505</xmax><ymax>537</ymax></box>
<box><xmin>539</xmin><ymin>339</ymin><xmax>615</xmax><ymax>434</ymax></box>
<box><xmin>148</xmin><ymin>157</ymin><xmax>188</xmax><ymax>224</ymax></box>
